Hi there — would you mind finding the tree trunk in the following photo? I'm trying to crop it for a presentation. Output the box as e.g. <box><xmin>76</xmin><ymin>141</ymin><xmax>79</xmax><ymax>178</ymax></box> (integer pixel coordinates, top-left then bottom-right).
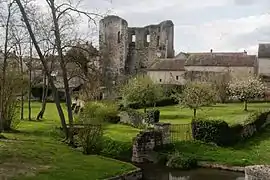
<box><xmin>193</xmin><ymin>109</ymin><xmax>197</xmax><ymax>118</ymax></box>
<box><xmin>37</xmin><ymin>74</ymin><xmax>48</xmax><ymax>120</ymax></box>
<box><xmin>28</xmin><ymin>40</ymin><xmax>32</xmax><ymax>121</ymax></box>
<box><xmin>49</xmin><ymin>0</ymin><xmax>74</xmax><ymax>146</ymax></box>
<box><xmin>19</xmin><ymin>47</ymin><xmax>24</xmax><ymax>120</ymax></box>
<box><xmin>244</xmin><ymin>101</ymin><xmax>248</xmax><ymax>111</ymax></box>
<box><xmin>16</xmin><ymin>0</ymin><xmax>69</xmax><ymax>139</ymax></box>
<box><xmin>0</xmin><ymin>2</ymin><xmax>12</xmax><ymax>132</ymax></box>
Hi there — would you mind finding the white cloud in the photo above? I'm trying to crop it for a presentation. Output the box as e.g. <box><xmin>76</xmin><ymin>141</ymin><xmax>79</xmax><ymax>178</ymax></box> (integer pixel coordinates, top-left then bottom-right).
<box><xmin>114</xmin><ymin>0</ymin><xmax>231</xmax><ymax>14</ymax></box>
<box><xmin>175</xmin><ymin>13</ymin><xmax>270</xmax><ymax>54</ymax></box>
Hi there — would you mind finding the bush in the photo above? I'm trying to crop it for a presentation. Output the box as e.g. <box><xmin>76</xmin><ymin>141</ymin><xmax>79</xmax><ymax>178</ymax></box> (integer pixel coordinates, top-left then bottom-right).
<box><xmin>76</xmin><ymin>101</ymin><xmax>119</xmax><ymax>124</ymax></box>
<box><xmin>146</xmin><ymin>109</ymin><xmax>160</xmax><ymax>124</ymax></box>
<box><xmin>166</xmin><ymin>153</ymin><xmax>197</xmax><ymax>170</ymax></box>
<box><xmin>100</xmin><ymin>138</ymin><xmax>132</xmax><ymax>161</ymax></box>
<box><xmin>77</xmin><ymin>125</ymin><xmax>103</xmax><ymax>155</ymax></box>
<box><xmin>192</xmin><ymin>118</ymin><xmax>232</xmax><ymax>146</ymax></box>
<box><xmin>119</xmin><ymin>108</ymin><xmax>146</xmax><ymax>129</ymax></box>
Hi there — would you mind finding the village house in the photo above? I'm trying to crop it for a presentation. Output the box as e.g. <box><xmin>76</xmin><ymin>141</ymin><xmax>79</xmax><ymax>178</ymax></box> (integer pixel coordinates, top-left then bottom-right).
<box><xmin>147</xmin><ymin>50</ymin><xmax>258</xmax><ymax>85</ymax></box>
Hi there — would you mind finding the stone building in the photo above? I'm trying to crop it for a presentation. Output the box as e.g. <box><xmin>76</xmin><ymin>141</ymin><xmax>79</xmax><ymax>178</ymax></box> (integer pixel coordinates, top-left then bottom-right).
<box><xmin>147</xmin><ymin>58</ymin><xmax>186</xmax><ymax>85</ymax></box>
<box><xmin>148</xmin><ymin>50</ymin><xmax>257</xmax><ymax>85</ymax></box>
<box><xmin>99</xmin><ymin>15</ymin><xmax>174</xmax><ymax>89</ymax></box>
<box><xmin>258</xmin><ymin>44</ymin><xmax>270</xmax><ymax>90</ymax></box>
<box><xmin>184</xmin><ymin>53</ymin><xmax>257</xmax><ymax>79</ymax></box>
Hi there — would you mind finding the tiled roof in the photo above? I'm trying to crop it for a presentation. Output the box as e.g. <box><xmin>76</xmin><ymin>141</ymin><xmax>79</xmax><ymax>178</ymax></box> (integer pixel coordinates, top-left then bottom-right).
<box><xmin>175</xmin><ymin>51</ymin><xmax>247</xmax><ymax>58</ymax></box>
<box><xmin>258</xmin><ymin>44</ymin><xmax>270</xmax><ymax>58</ymax></box>
<box><xmin>185</xmin><ymin>54</ymin><xmax>256</xmax><ymax>67</ymax></box>
<box><xmin>148</xmin><ymin>59</ymin><xmax>185</xmax><ymax>71</ymax></box>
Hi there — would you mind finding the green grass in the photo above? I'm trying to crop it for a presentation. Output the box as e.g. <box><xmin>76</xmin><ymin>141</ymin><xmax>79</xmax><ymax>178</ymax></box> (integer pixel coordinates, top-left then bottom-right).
<box><xmin>170</xmin><ymin>125</ymin><xmax>270</xmax><ymax>166</ymax></box>
<box><xmin>158</xmin><ymin>102</ymin><xmax>270</xmax><ymax>125</ymax></box>
<box><xmin>0</xmin><ymin>102</ymin><xmax>136</xmax><ymax>180</ymax></box>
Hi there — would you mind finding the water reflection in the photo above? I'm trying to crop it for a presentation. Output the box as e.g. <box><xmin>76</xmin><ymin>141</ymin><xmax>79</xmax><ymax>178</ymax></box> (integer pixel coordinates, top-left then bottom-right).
<box><xmin>140</xmin><ymin>164</ymin><xmax>245</xmax><ymax>180</ymax></box>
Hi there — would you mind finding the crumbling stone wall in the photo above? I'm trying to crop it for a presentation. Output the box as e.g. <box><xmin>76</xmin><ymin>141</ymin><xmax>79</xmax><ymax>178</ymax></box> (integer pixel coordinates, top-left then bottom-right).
<box><xmin>132</xmin><ymin>123</ymin><xmax>171</xmax><ymax>163</ymax></box>
<box><xmin>126</xmin><ymin>20</ymin><xmax>174</xmax><ymax>75</ymax></box>
<box><xmin>245</xmin><ymin>165</ymin><xmax>270</xmax><ymax>180</ymax></box>
<box><xmin>99</xmin><ymin>15</ymin><xmax>175</xmax><ymax>90</ymax></box>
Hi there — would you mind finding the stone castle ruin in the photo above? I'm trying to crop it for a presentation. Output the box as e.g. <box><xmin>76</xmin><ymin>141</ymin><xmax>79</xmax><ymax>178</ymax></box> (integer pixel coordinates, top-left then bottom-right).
<box><xmin>99</xmin><ymin>15</ymin><xmax>174</xmax><ymax>88</ymax></box>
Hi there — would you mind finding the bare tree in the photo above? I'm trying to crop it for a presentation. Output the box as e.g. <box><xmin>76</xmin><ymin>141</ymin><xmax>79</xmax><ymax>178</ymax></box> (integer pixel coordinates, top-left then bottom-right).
<box><xmin>15</xmin><ymin>0</ymin><xmax>69</xmax><ymax>140</ymax></box>
<box><xmin>0</xmin><ymin>0</ymin><xmax>14</xmax><ymax>132</ymax></box>
<box><xmin>10</xmin><ymin>22</ymin><xmax>29</xmax><ymax>120</ymax></box>
<box><xmin>28</xmin><ymin>39</ymin><xmax>32</xmax><ymax>120</ymax></box>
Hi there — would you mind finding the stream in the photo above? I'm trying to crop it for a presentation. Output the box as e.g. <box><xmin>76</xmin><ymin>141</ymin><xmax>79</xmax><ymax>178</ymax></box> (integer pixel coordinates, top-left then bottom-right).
<box><xmin>139</xmin><ymin>164</ymin><xmax>245</xmax><ymax>180</ymax></box>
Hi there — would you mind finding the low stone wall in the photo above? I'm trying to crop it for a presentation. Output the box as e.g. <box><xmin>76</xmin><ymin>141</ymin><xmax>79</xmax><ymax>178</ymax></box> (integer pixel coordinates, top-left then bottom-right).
<box><xmin>104</xmin><ymin>169</ymin><xmax>142</xmax><ymax>180</ymax></box>
<box><xmin>132</xmin><ymin>123</ymin><xmax>171</xmax><ymax>163</ymax></box>
<box><xmin>245</xmin><ymin>165</ymin><xmax>270</xmax><ymax>180</ymax></box>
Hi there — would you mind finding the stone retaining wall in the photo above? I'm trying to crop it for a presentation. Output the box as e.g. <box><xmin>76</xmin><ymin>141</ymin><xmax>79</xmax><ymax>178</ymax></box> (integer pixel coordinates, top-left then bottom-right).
<box><xmin>132</xmin><ymin>123</ymin><xmax>171</xmax><ymax>163</ymax></box>
<box><xmin>245</xmin><ymin>165</ymin><xmax>270</xmax><ymax>180</ymax></box>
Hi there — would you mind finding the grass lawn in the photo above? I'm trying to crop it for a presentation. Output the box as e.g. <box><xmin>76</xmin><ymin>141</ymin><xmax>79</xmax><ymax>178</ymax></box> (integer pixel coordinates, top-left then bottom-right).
<box><xmin>171</xmin><ymin>125</ymin><xmax>270</xmax><ymax>166</ymax></box>
<box><xmin>158</xmin><ymin>102</ymin><xmax>270</xmax><ymax>125</ymax></box>
<box><xmin>0</xmin><ymin>102</ymin><xmax>137</xmax><ymax>180</ymax></box>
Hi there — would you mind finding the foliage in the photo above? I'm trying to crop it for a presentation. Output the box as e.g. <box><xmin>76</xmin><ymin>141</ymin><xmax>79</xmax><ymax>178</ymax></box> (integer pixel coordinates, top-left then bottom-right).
<box><xmin>192</xmin><ymin>109</ymin><xmax>270</xmax><ymax>146</ymax></box>
<box><xmin>166</xmin><ymin>152</ymin><xmax>197</xmax><ymax>170</ymax></box>
<box><xmin>77</xmin><ymin>125</ymin><xmax>103</xmax><ymax>155</ymax></box>
<box><xmin>119</xmin><ymin>108</ymin><xmax>146</xmax><ymax>129</ymax></box>
<box><xmin>76</xmin><ymin>101</ymin><xmax>119</xmax><ymax>124</ymax></box>
<box><xmin>206</xmin><ymin>72</ymin><xmax>231</xmax><ymax>103</ymax></box>
<box><xmin>120</xmin><ymin>75</ymin><xmax>164</xmax><ymax>110</ymax></box>
<box><xmin>228</xmin><ymin>76</ymin><xmax>265</xmax><ymax>110</ymax></box>
<box><xmin>192</xmin><ymin>118</ymin><xmax>232</xmax><ymax>146</ymax></box>
<box><xmin>0</xmin><ymin>69</ymin><xmax>28</xmax><ymax>130</ymax></box>
<box><xmin>180</xmin><ymin>81</ymin><xmax>217</xmax><ymax>117</ymax></box>
<box><xmin>145</xmin><ymin>109</ymin><xmax>160</xmax><ymax>124</ymax></box>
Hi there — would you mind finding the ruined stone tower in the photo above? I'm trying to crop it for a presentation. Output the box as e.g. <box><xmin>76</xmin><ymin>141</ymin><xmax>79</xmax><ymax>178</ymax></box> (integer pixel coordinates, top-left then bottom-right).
<box><xmin>126</xmin><ymin>20</ymin><xmax>174</xmax><ymax>74</ymax></box>
<box><xmin>99</xmin><ymin>15</ymin><xmax>129</xmax><ymax>88</ymax></box>
<box><xmin>99</xmin><ymin>15</ymin><xmax>174</xmax><ymax>89</ymax></box>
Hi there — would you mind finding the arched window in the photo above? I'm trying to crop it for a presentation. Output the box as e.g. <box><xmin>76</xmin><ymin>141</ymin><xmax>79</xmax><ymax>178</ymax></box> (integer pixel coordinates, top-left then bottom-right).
<box><xmin>117</xmin><ymin>31</ymin><xmax>121</xmax><ymax>43</ymax></box>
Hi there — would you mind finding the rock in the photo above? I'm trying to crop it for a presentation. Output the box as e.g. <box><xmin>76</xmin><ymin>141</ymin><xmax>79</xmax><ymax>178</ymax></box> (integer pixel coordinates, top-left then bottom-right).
<box><xmin>245</xmin><ymin>165</ymin><xmax>270</xmax><ymax>180</ymax></box>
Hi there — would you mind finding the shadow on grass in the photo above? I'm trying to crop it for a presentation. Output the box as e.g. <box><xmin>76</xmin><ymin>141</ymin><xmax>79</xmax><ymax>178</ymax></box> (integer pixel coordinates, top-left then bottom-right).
<box><xmin>160</xmin><ymin>114</ymin><xmax>191</xmax><ymax>120</ymax></box>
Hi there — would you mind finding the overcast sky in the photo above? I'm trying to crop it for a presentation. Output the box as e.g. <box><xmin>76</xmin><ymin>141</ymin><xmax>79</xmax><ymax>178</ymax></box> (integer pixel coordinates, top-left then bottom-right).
<box><xmin>81</xmin><ymin>0</ymin><xmax>270</xmax><ymax>55</ymax></box>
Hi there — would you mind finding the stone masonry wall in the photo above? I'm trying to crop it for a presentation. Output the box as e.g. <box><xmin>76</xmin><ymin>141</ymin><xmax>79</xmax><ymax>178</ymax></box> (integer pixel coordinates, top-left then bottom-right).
<box><xmin>132</xmin><ymin>123</ymin><xmax>171</xmax><ymax>163</ymax></box>
<box><xmin>245</xmin><ymin>165</ymin><xmax>270</xmax><ymax>180</ymax></box>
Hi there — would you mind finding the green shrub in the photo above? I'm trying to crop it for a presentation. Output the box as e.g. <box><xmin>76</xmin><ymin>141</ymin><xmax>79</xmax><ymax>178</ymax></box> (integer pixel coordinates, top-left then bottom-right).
<box><xmin>192</xmin><ymin>118</ymin><xmax>232</xmax><ymax>146</ymax></box>
<box><xmin>166</xmin><ymin>153</ymin><xmax>197</xmax><ymax>170</ymax></box>
<box><xmin>77</xmin><ymin>125</ymin><xmax>103</xmax><ymax>155</ymax></box>
<box><xmin>119</xmin><ymin>108</ymin><xmax>146</xmax><ymax>129</ymax></box>
<box><xmin>100</xmin><ymin>138</ymin><xmax>132</xmax><ymax>161</ymax></box>
<box><xmin>76</xmin><ymin>101</ymin><xmax>119</xmax><ymax>124</ymax></box>
<box><xmin>146</xmin><ymin>109</ymin><xmax>160</xmax><ymax>124</ymax></box>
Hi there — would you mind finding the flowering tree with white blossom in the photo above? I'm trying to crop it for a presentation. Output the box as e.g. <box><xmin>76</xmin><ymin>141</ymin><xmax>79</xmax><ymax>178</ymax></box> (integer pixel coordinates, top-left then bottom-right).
<box><xmin>228</xmin><ymin>76</ymin><xmax>265</xmax><ymax>111</ymax></box>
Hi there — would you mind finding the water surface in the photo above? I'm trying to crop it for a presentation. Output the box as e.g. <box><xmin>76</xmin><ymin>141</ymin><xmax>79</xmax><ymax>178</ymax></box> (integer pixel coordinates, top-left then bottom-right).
<box><xmin>140</xmin><ymin>164</ymin><xmax>245</xmax><ymax>180</ymax></box>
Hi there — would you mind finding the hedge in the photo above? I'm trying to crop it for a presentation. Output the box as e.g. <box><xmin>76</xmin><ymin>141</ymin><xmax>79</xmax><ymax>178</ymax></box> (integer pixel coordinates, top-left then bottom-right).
<box><xmin>192</xmin><ymin>109</ymin><xmax>270</xmax><ymax>146</ymax></box>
